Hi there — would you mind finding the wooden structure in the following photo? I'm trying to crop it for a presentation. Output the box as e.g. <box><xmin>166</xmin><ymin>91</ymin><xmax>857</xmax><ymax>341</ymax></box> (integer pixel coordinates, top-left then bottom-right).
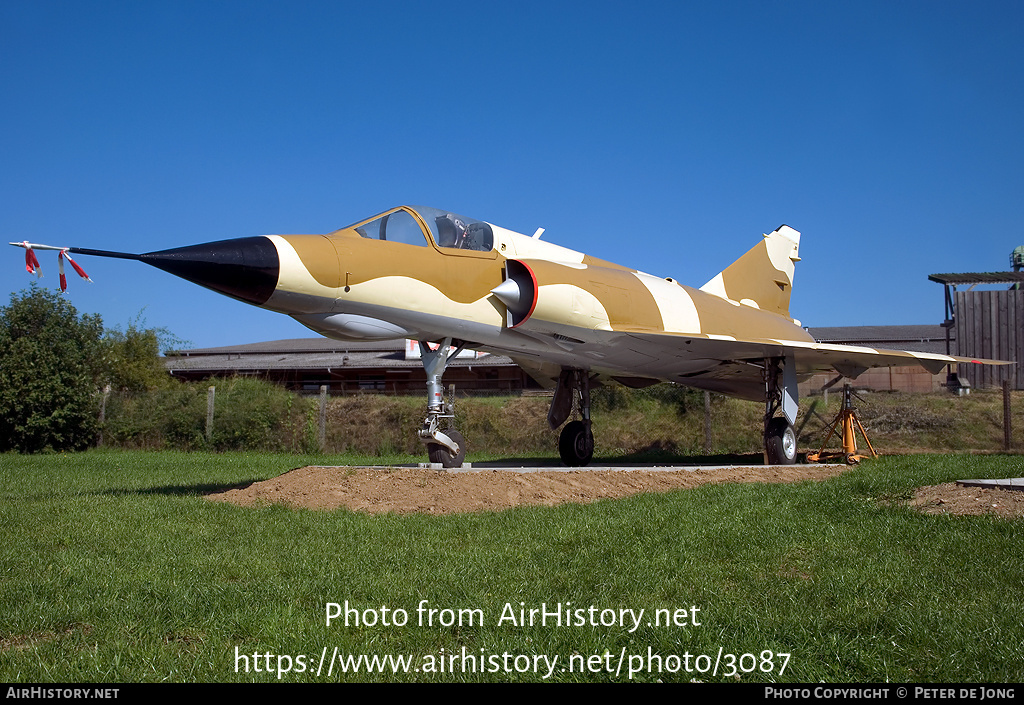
<box><xmin>929</xmin><ymin>272</ymin><xmax>1024</xmax><ymax>390</ymax></box>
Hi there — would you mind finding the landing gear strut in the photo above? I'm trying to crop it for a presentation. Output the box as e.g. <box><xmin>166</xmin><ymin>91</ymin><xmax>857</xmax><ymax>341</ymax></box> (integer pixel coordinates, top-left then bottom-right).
<box><xmin>417</xmin><ymin>338</ymin><xmax>466</xmax><ymax>468</ymax></box>
<box><xmin>549</xmin><ymin>368</ymin><xmax>595</xmax><ymax>466</ymax></box>
<box><xmin>763</xmin><ymin>357</ymin><xmax>799</xmax><ymax>465</ymax></box>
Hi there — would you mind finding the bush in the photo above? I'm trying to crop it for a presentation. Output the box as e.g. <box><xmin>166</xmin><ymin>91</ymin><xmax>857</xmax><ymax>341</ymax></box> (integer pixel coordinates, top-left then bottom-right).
<box><xmin>208</xmin><ymin>377</ymin><xmax>309</xmax><ymax>452</ymax></box>
<box><xmin>101</xmin><ymin>319</ymin><xmax>182</xmax><ymax>393</ymax></box>
<box><xmin>0</xmin><ymin>286</ymin><xmax>104</xmax><ymax>452</ymax></box>
<box><xmin>103</xmin><ymin>384</ymin><xmax>208</xmax><ymax>449</ymax></box>
<box><xmin>102</xmin><ymin>377</ymin><xmax>312</xmax><ymax>452</ymax></box>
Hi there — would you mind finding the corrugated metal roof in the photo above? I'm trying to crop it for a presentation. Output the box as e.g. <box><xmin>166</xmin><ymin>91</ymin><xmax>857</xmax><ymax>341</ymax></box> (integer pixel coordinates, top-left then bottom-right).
<box><xmin>163</xmin><ymin>338</ymin><xmax>518</xmax><ymax>373</ymax></box>
<box><xmin>807</xmin><ymin>325</ymin><xmax>947</xmax><ymax>341</ymax></box>
<box><xmin>166</xmin><ymin>337</ymin><xmax>405</xmax><ymax>357</ymax></box>
<box><xmin>805</xmin><ymin>325</ymin><xmax>949</xmax><ymax>354</ymax></box>
<box><xmin>928</xmin><ymin>272</ymin><xmax>1024</xmax><ymax>285</ymax></box>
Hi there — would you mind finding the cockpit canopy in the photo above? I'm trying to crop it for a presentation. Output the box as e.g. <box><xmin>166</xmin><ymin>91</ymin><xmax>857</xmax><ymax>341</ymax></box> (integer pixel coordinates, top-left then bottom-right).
<box><xmin>352</xmin><ymin>206</ymin><xmax>494</xmax><ymax>252</ymax></box>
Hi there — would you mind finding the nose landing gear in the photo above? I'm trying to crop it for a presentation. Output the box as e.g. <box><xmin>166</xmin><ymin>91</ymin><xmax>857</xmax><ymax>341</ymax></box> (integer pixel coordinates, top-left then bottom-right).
<box><xmin>417</xmin><ymin>338</ymin><xmax>468</xmax><ymax>468</ymax></box>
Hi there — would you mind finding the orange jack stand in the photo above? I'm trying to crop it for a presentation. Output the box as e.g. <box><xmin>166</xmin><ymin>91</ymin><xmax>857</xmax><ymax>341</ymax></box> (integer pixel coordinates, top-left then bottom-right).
<box><xmin>805</xmin><ymin>383</ymin><xmax>878</xmax><ymax>465</ymax></box>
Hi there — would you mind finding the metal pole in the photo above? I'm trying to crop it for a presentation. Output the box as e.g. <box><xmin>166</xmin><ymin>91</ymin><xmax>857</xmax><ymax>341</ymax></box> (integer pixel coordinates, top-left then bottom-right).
<box><xmin>1004</xmin><ymin>379</ymin><xmax>1011</xmax><ymax>451</ymax></box>
<box><xmin>206</xmin><ymin>386</ymin><xmax>215</xmax><ymax>443</ymax></box>
<box><xmin>704</xmin><ymin>391</ymin><xmax>712</xmax><ymax>454</ymax></box>
<box><xmin>98</xmin><ymin>384</ymin><xmax>111</xmax><ymax>446</ymax></box>
<box><xmin>319</xmin><ymin>385</ymin><xmax>328</xmax><ymax>452</ymax></box>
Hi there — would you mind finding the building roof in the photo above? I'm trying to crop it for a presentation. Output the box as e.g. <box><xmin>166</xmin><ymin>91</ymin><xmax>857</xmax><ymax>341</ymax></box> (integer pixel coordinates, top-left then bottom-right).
<box><xmin>164</xmin><ymin>338</ymin><xmax>519</xmax><ymax>374</ymax></box>
<box><xmin>165</xmin><ymin>337</ymin><xmax>406</xmax><ymax>357</ymax></box>
<box><xmin>805</xmin><ymin>325</ymin><xmax>949</xmax><ymax>354</ymax></box>
<box><xmin>928</xmin><ymin>272</ymin><xmax>1024</xmax><ymax>286</ymax></box>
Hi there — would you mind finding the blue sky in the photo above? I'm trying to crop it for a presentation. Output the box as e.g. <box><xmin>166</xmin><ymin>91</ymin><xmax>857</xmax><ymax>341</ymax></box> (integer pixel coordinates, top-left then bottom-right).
<box><xmin>3</xmin><ymin>1</ymin><xmax>1022</xmax><ymax>349</ymax></box>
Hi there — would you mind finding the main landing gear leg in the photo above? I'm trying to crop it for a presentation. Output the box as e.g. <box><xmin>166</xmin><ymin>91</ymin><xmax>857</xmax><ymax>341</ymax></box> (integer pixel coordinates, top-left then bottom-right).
<box><xmin>549</xmin><ymin>368</ymin><xmax>595</xmax><ymax>467</ymax></box>
<box><xmin>763</xmin><ymin>357</ymin><xmax>799</xmax><ymax>465</ymax></box>
<box><xmin>417</xmin><ymin>338</ymin><xmax>466</xmax><ymax>468</ymax></box>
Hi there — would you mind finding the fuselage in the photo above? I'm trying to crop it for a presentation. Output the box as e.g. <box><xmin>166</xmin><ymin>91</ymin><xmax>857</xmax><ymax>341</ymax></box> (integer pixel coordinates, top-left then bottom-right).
<box><xmin>235</xmin><ymin>205</ymin><xmax>814</xmax><ymax>388</ymax></box>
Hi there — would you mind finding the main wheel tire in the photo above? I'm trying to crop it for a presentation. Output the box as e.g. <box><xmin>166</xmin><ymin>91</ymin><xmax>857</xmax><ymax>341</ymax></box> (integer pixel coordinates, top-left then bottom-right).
<box><xmin>765</xmin><ymin>417</ymin><xmax>797</xmax><ymax>465</ymax></box>
<box><xmin>559</xmin><ymin>420</ymin><xmax>594</xmax><ymax>467</ymax></box>
<box><xmin>428</xmin><ymin>429</ymin><xmax>466</xmax><ymax>468</ymax></box>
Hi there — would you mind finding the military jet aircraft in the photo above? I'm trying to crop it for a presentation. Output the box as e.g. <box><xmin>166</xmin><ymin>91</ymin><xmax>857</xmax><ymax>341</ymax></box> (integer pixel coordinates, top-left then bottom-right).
<box><xmin>10</xmin><ymin>205</ymin><xmax>1005</xmax><ymax>467</ymax></box>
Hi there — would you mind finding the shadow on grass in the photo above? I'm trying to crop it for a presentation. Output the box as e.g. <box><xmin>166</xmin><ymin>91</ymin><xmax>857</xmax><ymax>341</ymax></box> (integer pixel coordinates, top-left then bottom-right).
<box><xmin>94</xmin><ymin>479</ymin><xmax>268</xmax><ymax>497</ymax></box>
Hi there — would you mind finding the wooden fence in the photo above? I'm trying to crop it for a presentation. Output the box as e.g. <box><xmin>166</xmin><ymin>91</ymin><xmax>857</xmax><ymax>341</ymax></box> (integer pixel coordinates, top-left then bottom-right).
<box><xmin>955</xmin><ymin>289</ymin><xmax>1022</xmax><ymax>390</ymax></box>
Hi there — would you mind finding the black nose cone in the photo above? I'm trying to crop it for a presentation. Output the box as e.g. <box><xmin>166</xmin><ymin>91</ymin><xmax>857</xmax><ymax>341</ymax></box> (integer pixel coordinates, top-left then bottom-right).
<box><xmin>140</xmin><ymin>236</ymin><xmax>280</xmax><ymax>306</ymax></box>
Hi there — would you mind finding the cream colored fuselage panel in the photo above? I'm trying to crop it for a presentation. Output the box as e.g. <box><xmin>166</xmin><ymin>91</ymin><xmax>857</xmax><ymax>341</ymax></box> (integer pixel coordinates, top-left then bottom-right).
<box><xmin>635</xmin><ymin>274</ymin><xmax>701</xmax><ymax>334</ymax></box>
<box><xmin>339</xmin><ymin>275</ymin><xmax>503</xmax><ymax>327</ymax></box>
<box><xmin>264</xmin><ymin>235</ymin><xmax>336</xmax><ymax>312</ymax></box>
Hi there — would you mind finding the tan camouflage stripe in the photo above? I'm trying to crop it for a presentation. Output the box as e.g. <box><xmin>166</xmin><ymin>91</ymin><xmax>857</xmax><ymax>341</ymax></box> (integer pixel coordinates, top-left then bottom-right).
<box><xmin>523</xmin><ymin>259</ymin><xmax>664</xmax><ymax>332</ymax></box>
<box><xmin>280</xmin><ymin>232</ymin><xmax>504</xmax><ymax>306</ymax></box>
<box><xmin>687</xmin><ymin>286</ymin><xmax>814</xmax><ymax>342</ymax></box>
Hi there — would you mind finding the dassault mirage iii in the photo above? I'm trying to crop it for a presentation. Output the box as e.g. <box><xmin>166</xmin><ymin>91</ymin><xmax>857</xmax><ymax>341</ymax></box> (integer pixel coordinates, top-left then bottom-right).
<box><xmin>10</xmin><ymin>205</ymin><xmax>1004</xmax><ymax>467</ymax></box>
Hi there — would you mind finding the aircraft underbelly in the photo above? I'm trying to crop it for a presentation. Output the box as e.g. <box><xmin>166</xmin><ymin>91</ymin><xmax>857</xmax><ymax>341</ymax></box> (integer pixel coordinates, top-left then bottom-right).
<box><xmin>311</xmin><ymin>299</ymin><xmax>773</xmax><ymax>398</ymax></box>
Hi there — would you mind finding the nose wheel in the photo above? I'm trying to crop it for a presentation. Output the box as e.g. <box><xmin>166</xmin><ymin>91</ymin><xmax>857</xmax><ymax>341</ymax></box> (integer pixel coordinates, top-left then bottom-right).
<box><xmin>428</xmin><ymin>429</ymin><xmax>466</xmax><ymax>468</ymax></box>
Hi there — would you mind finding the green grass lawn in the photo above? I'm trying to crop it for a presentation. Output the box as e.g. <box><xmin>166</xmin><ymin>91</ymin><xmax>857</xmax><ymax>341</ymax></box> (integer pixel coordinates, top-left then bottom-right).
<box><xmin>1</xmin><ymin>450</ymin><xmax>1022</xmax><ymax>682</ymax></box>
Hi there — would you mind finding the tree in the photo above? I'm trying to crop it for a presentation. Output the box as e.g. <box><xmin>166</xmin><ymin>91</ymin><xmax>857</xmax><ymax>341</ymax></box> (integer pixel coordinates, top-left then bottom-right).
<box><xmin>0</xmin><ymin>285</ymin><xmax>104</xmax><ymax>452</ymax></box>
<box><xmin>100</xmin><ymin>316</ymin><xmax>182</xmax><ymax>393</ymax></box>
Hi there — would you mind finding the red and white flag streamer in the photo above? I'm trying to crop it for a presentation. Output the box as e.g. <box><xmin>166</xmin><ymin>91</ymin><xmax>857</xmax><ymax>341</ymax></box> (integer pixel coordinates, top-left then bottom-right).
<box><xmin>57</xmin><ymin>249</ymin><xmax>91</xmax><ymax>292</ymax></box>
<box><xmin>11</xmin><ymin>241</ymin><xmax>93</xmax><ymax>291</ymax></box>
<box><xmin>23</xmin><ymin>242</ymin><xmax>41</xmax><ymax>276</ymax></box>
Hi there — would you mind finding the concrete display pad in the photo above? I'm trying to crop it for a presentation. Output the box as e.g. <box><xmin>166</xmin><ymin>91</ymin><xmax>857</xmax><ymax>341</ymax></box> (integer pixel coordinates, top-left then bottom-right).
<box><xmin>415</xmin><ymin>462</ymin><xmax>843</xmax><ymax>473</ymax></box>
<box><xmin>956</xmin><ymin>477</ymin><xmax>1024</xmax><ymax>492</ymax></box>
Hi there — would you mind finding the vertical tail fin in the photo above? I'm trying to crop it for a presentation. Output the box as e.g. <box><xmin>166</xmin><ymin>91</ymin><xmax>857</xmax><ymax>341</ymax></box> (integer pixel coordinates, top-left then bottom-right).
<box><xmin>699</xmin><ymin>225</ymin><xmax>801</xmax><ymax>319</ymax></box>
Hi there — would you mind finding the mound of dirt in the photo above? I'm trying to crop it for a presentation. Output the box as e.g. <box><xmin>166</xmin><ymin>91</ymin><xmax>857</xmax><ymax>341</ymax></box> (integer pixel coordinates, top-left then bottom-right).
<box><xmin>206</xmin><ymin>464</ymin><xmax>849</xmax><ymax>515</ymax></box>
<box><xmin>205</xmin><ymin>464</ymin><xmax>1024</xmax><ymax>518</ymax></box>
<box><xmin>908</xmin><ymin>482</ymin><xmax>1024</xmax><ymax>518</ymax></box>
